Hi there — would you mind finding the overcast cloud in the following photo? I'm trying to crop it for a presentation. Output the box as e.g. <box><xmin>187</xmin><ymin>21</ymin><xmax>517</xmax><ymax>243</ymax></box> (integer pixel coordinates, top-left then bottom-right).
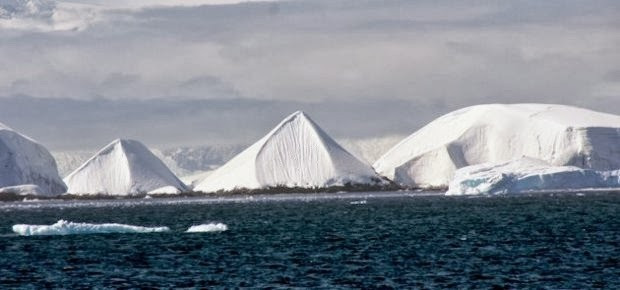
<box><xmin>0</xmin><ymin>0</ymin><xmax>619</xmax><ymax>150</ymax></box>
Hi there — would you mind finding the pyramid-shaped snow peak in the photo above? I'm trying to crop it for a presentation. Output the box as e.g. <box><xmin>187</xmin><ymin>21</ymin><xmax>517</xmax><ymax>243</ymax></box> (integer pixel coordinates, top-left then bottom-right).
<box><xmin>64</xmin><ymin>139</ymin><xmax>188</xmax><ymax>195</ymax></box>
<box><xmin>374</xmin><ymin>103</ymin><xmax>620</xmax><ymax>189</ymax></box>
<box><xmin>194</xmin><ymin>111</ymin><xmax>383</xmax><ymax>193</ymax></box>
<box><xmin>0</xmin><ymin>121</ymin><xmax>66</xmax><ymax>196</ymax></box>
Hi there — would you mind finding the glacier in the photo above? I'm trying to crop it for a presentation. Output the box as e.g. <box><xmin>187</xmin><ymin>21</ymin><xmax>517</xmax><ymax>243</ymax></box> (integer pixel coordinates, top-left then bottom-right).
<box><xmin>374</xmin><ymin>104</ymin><xmax>620</xmax><ymax>189</ymax></box>
<box><xmin>194</xmin><ymin>111</ymin><xmax>385</xmax><ymax>193</ymax></box>
<box><xmin>12</xmin><ymin>220</ymin><xmax>170</xmax><ymax>236</ymax></box>
<box><xmin>63</xmin><ymin>139</ymin><xmax>188</xmax><ymax>196</ymax></box>
<box><xmin>0</xmin><ymin>121</ymin><xmax>66</xmax><ymax>196</ymax></box>
<box><xmin>186</xmin><ymin>223</ymin><xmax>228</xmax><ymax>233</ymax></box>
<box><xmin>446</xmin><ymin>157</ymin><xmax>620</xmax><ymax>195</ymax></box>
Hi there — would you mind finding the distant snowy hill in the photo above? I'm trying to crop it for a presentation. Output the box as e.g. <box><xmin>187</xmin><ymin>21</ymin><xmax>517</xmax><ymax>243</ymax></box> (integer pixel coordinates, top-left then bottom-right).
<box><xmin>0</xmin><ymin>120</ymin><xmax>66</xmax><ymax>195</ymax></box>
<box><xmin>53</xmin><ymin>145</ymin><xmax>244</xmax><ymax>177</ymax></box>
<box><xmin>195</xmin><ymin>111</ymin><xmax>384</xmax><ymax>192</ymax></box>
<box><xmin>153</xmin><ymin>145</ymin><xmax>246</xmax><ymax>175</ymax></box>
<box><xmin>52</xmin><ymin>151</ymin><xmax>94</xmax><ymax>177</ymax></box>
<box><xmin>63</xmin><ymin>139</ymin><xmax>188</xmax><ymax>195</ymax></box>
<box><xmin>375</xmin><ymin>103</ymin><xmax>620</xmax><ymax>189</ymax></box>
<box><xmin>337</xmin><ymin>135</ymin><xmax>405</xmax><ymax>165</ymax></box>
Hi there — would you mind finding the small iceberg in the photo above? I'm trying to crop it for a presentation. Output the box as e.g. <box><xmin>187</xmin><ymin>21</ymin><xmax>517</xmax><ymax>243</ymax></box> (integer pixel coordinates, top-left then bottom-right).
<box><xmin>349</xmin><ymin>200</ymin><xmax>367</xmax><ymax>205</ymax></box>
<box><xmin>446</xmin><ymin>157</ymin><xmax>620</xmax><ymax>195</ymax></box>
<box><xmin>185</xmin><ymin>223</ymin><xmax>228</xmax><ymax>233</ymax></box>
<box><xmin>12</xmin><ymin>220</ymin><xmax>170</xmax><ymax>236</ymax></box>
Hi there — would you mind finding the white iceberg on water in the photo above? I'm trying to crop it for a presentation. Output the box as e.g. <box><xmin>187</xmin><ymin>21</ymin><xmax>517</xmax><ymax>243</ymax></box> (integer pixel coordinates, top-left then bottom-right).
<box><xmin>63</xmin><ymin>139</ymin><xmax>188</xmax><ymax>196</ymax></box>
<box><xmin>12</xmin><ymin>220</ymin><xmax>170</xmax><ymax>236</ymax></box>
<box><xmin>0</xmin><ymin>121</ymin><xmax>66</xmax><ymax>196</ymax></box>
<box><xmin>447</xmin><ymin>157</ymin><xmax>620</xmax><ymax>195</ymax></box>
<box><xmin>374</xmin><ymin>104</ymin><xmax>620</xmax><ymax>189</ymax></box>
<box><xmin>195</xmin><ymin>111</ymin><xmax>384</xmax><ymax>193</ymax></box>
<box><xmin>185</xmin><ymin>223</ymin><xmax>228</xmax><ymax>233</ymax></box>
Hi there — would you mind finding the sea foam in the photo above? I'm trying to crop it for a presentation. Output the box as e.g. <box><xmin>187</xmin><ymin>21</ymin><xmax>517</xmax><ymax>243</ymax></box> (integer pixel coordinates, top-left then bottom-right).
<box><xmin>186</xmin><ymin>223</ymin><xmax>228</xmax><ymax>233</ymax></box>
<box><xmin>12</xmin><ymin>220</ymin><xmax>170</xmax><ymax>236</ymax></box>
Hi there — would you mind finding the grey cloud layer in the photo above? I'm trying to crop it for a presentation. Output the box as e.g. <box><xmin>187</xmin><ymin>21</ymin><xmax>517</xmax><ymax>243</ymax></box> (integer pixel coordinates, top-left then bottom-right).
<box><xmin>0</xmin><ymin>0</ymin><xmax>619</xmax><ymax>149</ymax></box>
<box><xmin>1</xmin><ymin>0</ymin><xmax>618</xmax><ymax>103</ymax></box>
<box><xmin>0</xmin><ymin>96</ymin><xmax>445</xmax><ymax>150</ymax></box>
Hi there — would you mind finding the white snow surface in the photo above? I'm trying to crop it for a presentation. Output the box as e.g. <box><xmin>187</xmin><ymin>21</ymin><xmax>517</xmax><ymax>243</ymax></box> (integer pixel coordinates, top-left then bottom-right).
<box><xmin>12</xmin><ymin>220</ymin><xmax>170</xmax><ymax>236</ymax></box>
<box><xmin>0</xmin><ymin>121</ymin><xmax>66</xmax><ymax>195</ymax></box>
<box><xmin>195</xmin><ymin>111</ymin><xmax>383</xmax><ymax>193</ymax></box>
<box><xmin>446</xmin><ymin>157</ymin><xmax>620</xmax><ymax>195</ymax></box>
<box><xmin>147</xmin><ymin>185</ymin><xmax>182</xmax><ymax>195</ymax></box>
<box><xmin>63</xmin><ymin>139</ymin><xmax>188</xmax><ymax>196</ymax></box>
<box><xmin>186</xmin><ymin>223</ymin><xmax>228</xmax><ymax>233</ymax></box>
<box><xmin>53</xmin><ymin>138</ymin><xmax>393</xmax><ymax>180</ymax></box>
<box><xmin>180</xmin><ymin>170</ymin><xmax>213</xmax><ymax>189</ymax></box>
<box><xmin>374</xmin><ymin>103</ymin><xmax>620</xmax><ymax>188</ymax></box>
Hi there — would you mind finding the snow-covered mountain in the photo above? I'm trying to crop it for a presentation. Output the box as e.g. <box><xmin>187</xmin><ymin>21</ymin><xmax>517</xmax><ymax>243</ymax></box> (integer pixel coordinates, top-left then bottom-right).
<box><xmin>374</xmin><ymin>104</ymin><xmax>620</xmax><ymax>189</ymax></box>
<box><xmin>0</xmin><ymin>121</ymin><xmax>66</xmax><ymax>195</ymax></box>
<box><xmin>195</xmin><ymin>111</ymin><xmax>384</xmax><ymax>193</ymax></box>
<box><xmin>337</xmin><ymin>135</ymin><xmax>405</xmax><ymax>165</ymax></box>
<box><xmin>447</xmin><ymin>157</ymin><xmax>620</xmax><ymax>195</ymax></box>
<box><xmin>63</xmin><ymin>139</ymin><xmax>188</xmax><ymax>195</ymax></box>
<box><xmin>154</xmin><ymin>145</ymin><xmax>246</xmax><ymax>175</ymax></box>
<box><xmin>52</xmin><ymin>150</ymin><xmax>94</xmax><ymax>177</ymax></box>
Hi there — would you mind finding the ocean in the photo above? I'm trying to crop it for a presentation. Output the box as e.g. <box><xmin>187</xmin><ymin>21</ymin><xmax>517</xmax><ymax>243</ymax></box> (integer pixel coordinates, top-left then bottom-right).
<box><xmin>1</xmin><ymin>192</ymin><xmax>618</xmax><ymax>288</ymax></box>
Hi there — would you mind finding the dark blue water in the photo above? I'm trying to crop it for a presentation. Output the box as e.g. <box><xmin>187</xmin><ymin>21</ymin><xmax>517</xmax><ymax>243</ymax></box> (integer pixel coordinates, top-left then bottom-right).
<box><xmin>1</xmin><ymin>192</ymin><xmax>619</xmax><ymax>288</ymax></box>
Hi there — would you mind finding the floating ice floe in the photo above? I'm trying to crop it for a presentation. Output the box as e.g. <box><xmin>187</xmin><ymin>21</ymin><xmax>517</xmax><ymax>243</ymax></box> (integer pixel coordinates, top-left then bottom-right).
<box><xmin>446</xmin><ymin>157</ymin><xmax>620</xmax><ymax>195</ymax></box>
<box><xmin>185</xmin><ymin>223</ymin><xmax>228</xmax><ymax>233</ymax></box>
<box><xmin>375</xmin><ymin>104</ymin><xmax>620</xmax><ymax>189</ymax></box>
<box><xmin>12</xmin><ymin>220</ymin><xmax>170</xmax><ymax>236</ymax></box>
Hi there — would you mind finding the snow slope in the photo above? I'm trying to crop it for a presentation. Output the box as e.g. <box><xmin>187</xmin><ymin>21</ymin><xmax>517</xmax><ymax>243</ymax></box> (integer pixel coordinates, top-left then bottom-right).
<box><xmin>374</xmin><ymin>104</ymin><xmax>620</xmax><ymax>188</ymax></box>
<box><xmin>13</xmin><ymin>220</ymin><xmax>170</xmax><ymax>236</ymax></box>
<box><xmin>0</xmin><ymin>121</ymin><xmax>66</xmax><ymax>195</ymax></box>
<box><xmin>180</xmin><ymin>170</ymin><xmax>213</xmax><ymax>189</ymax></box>
<box><xmin>63</xmin><ymin>139</ymin><xmax>188</xmax><ymax>195</ymax></box>
<box><xmin>194</xmin><ymin>111</ymin><xmax>384</xmax><ymax>193</ymax></box>
<box><xmin>447</xmin><ymin>157</ymin><xmax>620</xmax><ymax>195</ymax></box>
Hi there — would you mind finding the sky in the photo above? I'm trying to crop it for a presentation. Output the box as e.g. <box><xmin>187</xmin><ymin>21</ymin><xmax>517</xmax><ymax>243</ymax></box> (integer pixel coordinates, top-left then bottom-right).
<box><xmin>0</xmin><ymin>0</ymin><xmax>619</xmax><ymax>150</ymax></box>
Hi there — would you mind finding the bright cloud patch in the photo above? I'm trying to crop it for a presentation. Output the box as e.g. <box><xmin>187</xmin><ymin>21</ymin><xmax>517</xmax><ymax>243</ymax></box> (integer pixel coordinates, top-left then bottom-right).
<box><xmin>0</xmin><ymin>0</ymin><xmax>100</xmax><ymax>31</ymax></box>
<box><xmin>0</xmin><ymin>0</ymin><xmax>272</xmax><ymax>31</ymax></box>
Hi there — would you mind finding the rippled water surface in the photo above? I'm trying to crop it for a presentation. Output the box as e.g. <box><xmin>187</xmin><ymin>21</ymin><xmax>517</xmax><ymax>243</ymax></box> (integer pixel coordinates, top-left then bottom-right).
<box><xmin>1</xmin><ymin>192</ymin><xmax>619</xmax><ymax>288</ymax></box>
